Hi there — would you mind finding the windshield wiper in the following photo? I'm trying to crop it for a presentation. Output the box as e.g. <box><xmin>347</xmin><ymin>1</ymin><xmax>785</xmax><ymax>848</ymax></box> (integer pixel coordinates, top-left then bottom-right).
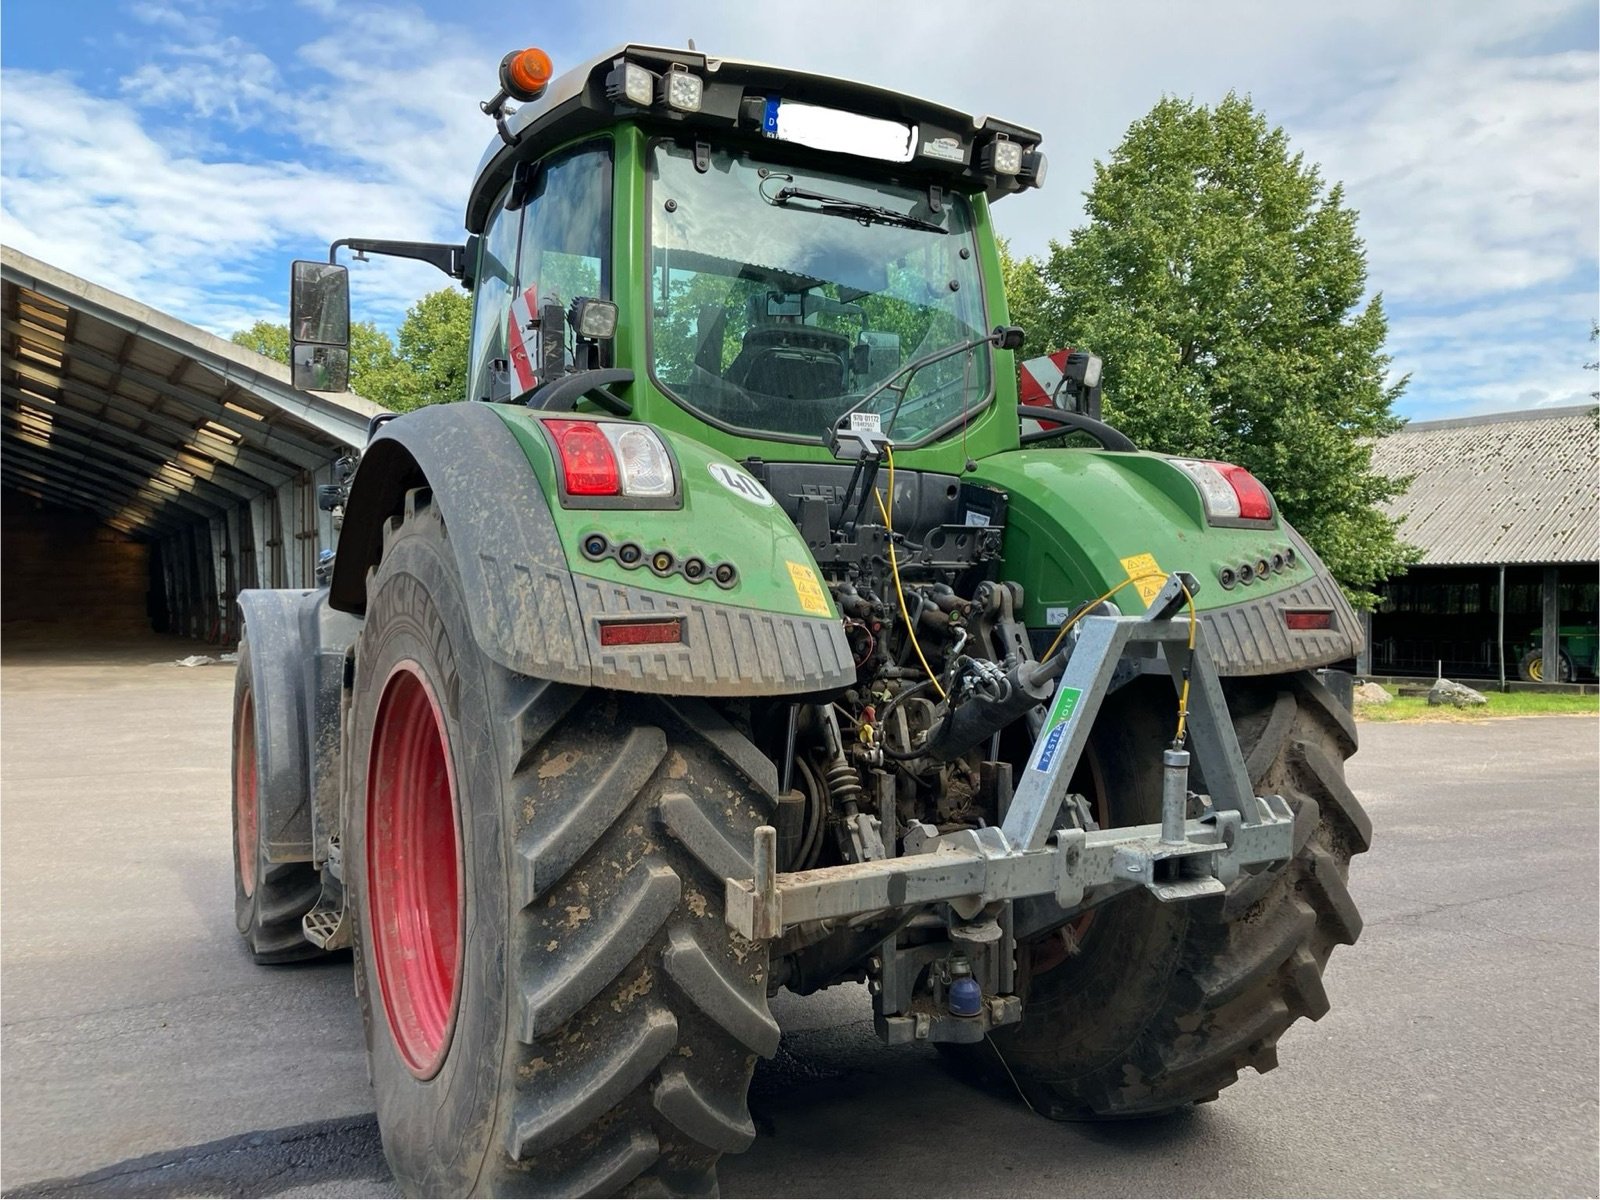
<box><xmin>766</xmin><ymin>185</ymin><xmax>946</xmax><ymax>234</ymax></box>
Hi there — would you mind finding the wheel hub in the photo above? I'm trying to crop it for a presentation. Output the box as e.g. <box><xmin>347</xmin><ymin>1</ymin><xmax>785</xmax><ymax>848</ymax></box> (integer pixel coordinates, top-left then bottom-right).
<box><xmin>367</xmin><ymin>662</ymin><xmax>463</xmax><ymax>1078</ymax></box>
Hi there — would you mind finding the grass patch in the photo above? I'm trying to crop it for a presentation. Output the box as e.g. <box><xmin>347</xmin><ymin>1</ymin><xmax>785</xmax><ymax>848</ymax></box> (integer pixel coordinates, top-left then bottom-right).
<box><xmin>1356</xmin><ymin>691</ymin><xmax>1600</xmax><ymax>723</ymax></box>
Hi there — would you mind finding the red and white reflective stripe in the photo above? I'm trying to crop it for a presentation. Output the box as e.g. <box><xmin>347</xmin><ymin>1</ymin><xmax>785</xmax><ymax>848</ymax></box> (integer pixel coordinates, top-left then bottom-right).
<box><xmin>507</xmin><ymin>289</ymin><xmax>539</xmax><ymax>394</ymax></box>
<box><xmin>1018</xmin><ymin>349</ymin><xmax>1071</xmax><ymax>408</ymax></box>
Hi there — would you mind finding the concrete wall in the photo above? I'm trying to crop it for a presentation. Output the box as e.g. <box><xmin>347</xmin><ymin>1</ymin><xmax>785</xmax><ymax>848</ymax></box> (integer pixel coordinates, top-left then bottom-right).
<box><xmin>2</xmin><ymin>501</ymin><xmax>152</xmax><ymax>640</ymax></box>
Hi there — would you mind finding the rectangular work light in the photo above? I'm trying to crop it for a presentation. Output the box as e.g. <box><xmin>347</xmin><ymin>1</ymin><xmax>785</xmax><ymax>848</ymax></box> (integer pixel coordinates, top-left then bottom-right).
<box><xmin>606</xmin><ymin>61</ymin><xmax>655</xmax><ymax>107</ymax></box>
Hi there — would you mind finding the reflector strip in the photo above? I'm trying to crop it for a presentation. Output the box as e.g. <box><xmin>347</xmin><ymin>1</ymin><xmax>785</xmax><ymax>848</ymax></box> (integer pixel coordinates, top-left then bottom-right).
<box><xmin>598</xmin><ymin>618</ymin><xmax>684</xmax><ymax>647</ymax></box>
<box><xmin>1283</xmin><ymin>609</ymin><xmax>1333</xmax><ymax>631</ymax></box>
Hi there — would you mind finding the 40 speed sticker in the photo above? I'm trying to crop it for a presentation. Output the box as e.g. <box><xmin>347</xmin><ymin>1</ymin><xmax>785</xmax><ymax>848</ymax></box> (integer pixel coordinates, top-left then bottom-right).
<box><xmin>1033</xmin><ymin>685</ymin><xmax>1083</xmax><ymax>774</ymax></box>
<box><xmin>707</xmin><ymin>461</ymin><xmax>775</xmax><ymax>506</ymax></box>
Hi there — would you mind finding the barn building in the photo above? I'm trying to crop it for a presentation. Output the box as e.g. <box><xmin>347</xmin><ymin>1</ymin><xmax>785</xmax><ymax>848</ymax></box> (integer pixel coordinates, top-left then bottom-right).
<box><xmin>1</xmin><ymin>247</ymin><xmax>377</xmax><ymax>650</ymax></box>
<box><xmin>1364</xmin><ymin>405</ymin><xmax>1599</xmax><ymax>685</ymax></box>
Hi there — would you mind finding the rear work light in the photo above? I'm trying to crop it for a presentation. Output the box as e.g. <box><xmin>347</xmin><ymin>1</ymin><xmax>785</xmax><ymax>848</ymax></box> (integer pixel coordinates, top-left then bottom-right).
<box><xmin>541</xmin><ymin>419</ymin><xmax>678</xmax><ymax>502</ymax></box>
<box><xmin>1170</xmin><ymin>458</ymin><xmax>1275</xmax><ymax>523</ymax></box>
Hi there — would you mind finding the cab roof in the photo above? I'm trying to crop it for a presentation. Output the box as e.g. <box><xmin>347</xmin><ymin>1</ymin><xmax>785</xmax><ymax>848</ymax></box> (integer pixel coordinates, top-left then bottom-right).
<box><xmin>465</xmin><ymin>44</ymin><xmax>1043</xmax><ymax>234</ymax></box>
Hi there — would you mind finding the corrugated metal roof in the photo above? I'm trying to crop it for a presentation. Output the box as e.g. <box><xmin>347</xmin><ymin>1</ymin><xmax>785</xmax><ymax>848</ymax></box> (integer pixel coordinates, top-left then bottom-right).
<box><xmin>2</xmin><ymin>246</ymin><xmax>380</xmax><ymax>538</ymax></box>
<box><xmin>1371</xmin><ymin>405</ymin><xmax>1599</xmax><ymax>566</ymax></box>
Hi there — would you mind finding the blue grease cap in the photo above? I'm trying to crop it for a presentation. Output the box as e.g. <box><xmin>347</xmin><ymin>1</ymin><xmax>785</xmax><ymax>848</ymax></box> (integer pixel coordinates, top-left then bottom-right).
<box><xmin>948</xmin><ymin>977</ymin><xmax>983</xmax><ymax>1018</ymax></box>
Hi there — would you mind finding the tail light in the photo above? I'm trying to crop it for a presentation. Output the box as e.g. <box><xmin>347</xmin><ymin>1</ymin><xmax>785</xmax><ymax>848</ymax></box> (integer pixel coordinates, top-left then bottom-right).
<box><xmin>1170</xmin><ymin>458</ymin><xmax>1275</xmax><ymax>523</ymax></box>
<box><xmin>541</xmin><ymin>419</ymin><xmax>677</xmax><ymax>504</ymax></box>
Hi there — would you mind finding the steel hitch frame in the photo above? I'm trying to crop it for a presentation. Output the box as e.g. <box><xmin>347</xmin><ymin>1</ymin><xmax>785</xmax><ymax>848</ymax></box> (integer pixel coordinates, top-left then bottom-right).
<box><xmin>724</xmin><ymin>573</ymin><xmax>1298</xmax><ymax>1041</ymax></box>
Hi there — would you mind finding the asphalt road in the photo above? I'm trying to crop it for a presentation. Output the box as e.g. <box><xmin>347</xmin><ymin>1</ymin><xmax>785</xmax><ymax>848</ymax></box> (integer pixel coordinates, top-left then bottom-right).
<box><xmin>2</xmin><ymin>640</ymin><xmax>1596</xmax><ymax>1198</ymax></box>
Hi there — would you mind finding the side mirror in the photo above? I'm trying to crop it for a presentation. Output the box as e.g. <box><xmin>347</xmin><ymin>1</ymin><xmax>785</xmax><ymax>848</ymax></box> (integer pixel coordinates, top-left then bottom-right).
<box><xmin>290</xmin><ymin>261</ymin><xmax>350</xmax><ymax>391</ymax></box>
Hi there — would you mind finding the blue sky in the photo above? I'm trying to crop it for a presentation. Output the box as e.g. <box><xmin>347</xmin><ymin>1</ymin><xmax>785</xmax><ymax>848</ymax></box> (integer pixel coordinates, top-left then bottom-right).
<box><xmin>2</xmin><ymin>0</ymin><xmax>1595</xmax><ymax>420</ymax></box>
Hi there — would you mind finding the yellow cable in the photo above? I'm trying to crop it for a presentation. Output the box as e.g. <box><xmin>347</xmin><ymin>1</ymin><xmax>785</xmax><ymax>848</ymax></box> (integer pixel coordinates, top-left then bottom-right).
<box><xmin>1171</xmin><ymin>579</ymin><xmax>1196</xmax><ymax>742</ymax></box>
<box><xmin>1041</xmin><ymin>572</ymin><xmax>1168</xmax><ymax>660</ymax></box>
<box><xmin>876</xmin><ymin>446</ymin><xmax>947</xmax><ymax>700</ymax></box>
<box><xmin>1041</xmin><ymin>571</ymin><xmax>1198</xmax><ymax>744</ymax></box>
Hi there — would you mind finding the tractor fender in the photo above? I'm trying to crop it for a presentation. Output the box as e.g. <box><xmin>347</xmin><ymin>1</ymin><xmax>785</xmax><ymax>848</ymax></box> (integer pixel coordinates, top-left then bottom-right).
<box><xmin>969</xmin><ymin>448</ymin><xmax>1363</xmax><ymax>676</ymax></box>
<box><xmin>236</xmin><ymin>588</ymin><xmax>361</xmax><ymax>864</ymax></box>
<box><xmin>329</xmin><ymin>402</ymin><xmax>854</xmax><ymax>697</ymax></box>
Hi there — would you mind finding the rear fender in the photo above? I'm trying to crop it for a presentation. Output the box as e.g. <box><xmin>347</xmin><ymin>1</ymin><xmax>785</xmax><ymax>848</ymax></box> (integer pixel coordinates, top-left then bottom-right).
<box><xmin>329</xmin><ymin>402</ymin><xmax>853</xmax><ymax>696</ymax></box>
<box><xmin>969</xmin><ymin>448</ymin><xmax>1363</xmax><ymax>676</ymax></box>
<box><xmin>236</xmin><ymin>589</ymin><xmax>361</xmax><ymax>864</ymax></box>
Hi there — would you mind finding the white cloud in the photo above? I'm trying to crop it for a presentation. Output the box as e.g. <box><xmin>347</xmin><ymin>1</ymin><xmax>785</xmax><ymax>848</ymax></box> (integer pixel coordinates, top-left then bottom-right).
<box><xmin>587</xmin><ymin>0</ymin><xmax>1596</xmax><ymax>416</ymax></box>
<box><xmin>1297</xmin><ymin>49</ymin><xmax>1597</xmax><ymax>306</ymax></box>
<box><xmin>1</xmin><ymin>0</ymin><xmax>1593</xmax><ymax>420</ymax></box>
<box><xmin>1</xmin><ymin>4</ymin><xmax>496</xmax><ymax>335</ymax></box>
<box><xmin>119</xmin><ymin>37</ymin><xmax>289</xmax><ymax>131</ymax></box>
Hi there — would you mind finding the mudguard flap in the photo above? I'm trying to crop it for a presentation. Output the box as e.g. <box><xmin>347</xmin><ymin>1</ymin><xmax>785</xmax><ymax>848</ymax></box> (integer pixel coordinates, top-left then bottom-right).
<box><xmin>329</xmin><ymin>403</ymin><xmax>853</xmax><ymax>697</ymax></box>
<box><xmin>237</xmin><ymin>588</ymin><xmax>360</xmax><ymax>863</ymax></box>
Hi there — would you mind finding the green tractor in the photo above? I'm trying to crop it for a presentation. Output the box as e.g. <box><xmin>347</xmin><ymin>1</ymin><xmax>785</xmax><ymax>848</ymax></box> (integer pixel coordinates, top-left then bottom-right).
<box><xmin>232</xmin><ymin>43</ymin><xmax>1371</xmax><ymax>1197</ymax></box>
<box><xmin>1516</xmin><ymin>626</ymin><xmax>1598</xmax><ymax>682</ymax></box>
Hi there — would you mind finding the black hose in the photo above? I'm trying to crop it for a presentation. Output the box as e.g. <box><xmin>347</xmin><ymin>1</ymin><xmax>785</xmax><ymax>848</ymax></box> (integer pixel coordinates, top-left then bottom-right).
<box><xmin>793</xmin><ymin>754</ymin><xmax>826</xmax><ymax>870</ymax></box>
<box><xmin>879</xmin><ymin>679</ymin><xmax>938</xmax><ymax>761</ymax></box>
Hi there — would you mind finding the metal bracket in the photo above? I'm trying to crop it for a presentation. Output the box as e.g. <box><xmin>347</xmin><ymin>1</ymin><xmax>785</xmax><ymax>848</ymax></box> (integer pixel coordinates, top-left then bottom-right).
<box><xmin>1002</xmin><ymin>576</ymin><xmax>1252</xmax><ymax>853</ymax></box>
<box><xmin>724</xmin><ymin>798</ymin><xmax>1294</xmax><ymax>941</ymax></box>
<box><xmin>724</xmin><ymin>574</ymin><xmax>1293</xmax><ymax>943</ymax></box>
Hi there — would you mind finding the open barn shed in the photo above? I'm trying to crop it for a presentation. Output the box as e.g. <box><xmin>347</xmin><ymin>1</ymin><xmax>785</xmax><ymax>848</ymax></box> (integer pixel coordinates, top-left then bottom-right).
<box><xmin>1</xmin><ymin>246</ymin><xmax>379</xmax><ymax>649</ymax></box>
<box><xmin>1365</xmin><ymin>405</ymin><xmax>1599</xmax><ymax>685</ymax></box>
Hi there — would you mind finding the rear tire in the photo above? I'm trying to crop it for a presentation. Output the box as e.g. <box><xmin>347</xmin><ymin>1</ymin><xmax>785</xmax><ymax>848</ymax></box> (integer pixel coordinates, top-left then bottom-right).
<box><xmin>946</xmin><ymin>670</ymin><xmax>1370</xmax><ymax>1117</ymax></box>
<box><xmin>348</xmin><ymin>488</ymin><xmax>779</xmax><ymax>1197</ymax></box>
<box><xmin>231</xmin><ymin>636</ymin><xmax>323</xmax><ymax>964</ymax></box>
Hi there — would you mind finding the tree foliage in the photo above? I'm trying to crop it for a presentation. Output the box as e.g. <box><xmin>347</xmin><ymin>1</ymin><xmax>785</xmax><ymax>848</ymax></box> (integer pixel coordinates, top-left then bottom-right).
<box><xmin>1014</xmin><ymin>93</ymin><xmax>1416</xmax><ymax>605</ymax></box>
<box><xmin>232</xmin><ymin>287</ymin><xmax>472</xmax><ymax>414</ymax></box>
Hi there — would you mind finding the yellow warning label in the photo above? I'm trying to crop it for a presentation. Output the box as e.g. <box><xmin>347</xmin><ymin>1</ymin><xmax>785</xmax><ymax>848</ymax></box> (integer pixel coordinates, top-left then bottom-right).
<box><xmin>1120</xmin><ymin>553</ymin><xmax>1166</xmax><ymax>606</ymax></box>
<box><xmin>785</xmin><ymin>560</ymin><xmax>831</xmax><ymax>616</ymax></box>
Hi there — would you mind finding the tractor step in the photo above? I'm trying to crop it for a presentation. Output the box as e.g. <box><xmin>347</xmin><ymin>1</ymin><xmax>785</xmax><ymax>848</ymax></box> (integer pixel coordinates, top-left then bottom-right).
<box><xmin>301</xmin><ymin>875</ymin><xmax>351</xmax><ymax>950</ymax></box>
<box><xmin>302</xmin><ymin>903</ymin><xmax>349</xmax><ymax>950</ymax></box>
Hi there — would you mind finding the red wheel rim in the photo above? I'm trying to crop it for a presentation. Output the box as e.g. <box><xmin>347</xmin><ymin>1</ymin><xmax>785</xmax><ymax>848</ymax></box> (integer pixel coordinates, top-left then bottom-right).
<box><xmin>367</xmin><ymin>661</ymin><xmax>463</xmax><ymax>1079</ymax></box>
<box><xmin>1030</xmin><ymin>751</ymin><xmax>1111</xmax><ymax>975</ymax></box>
<box><xmin>235</xmin><ymin>689</ymin><xmax>259</xmax><ymax>898</ymax></box>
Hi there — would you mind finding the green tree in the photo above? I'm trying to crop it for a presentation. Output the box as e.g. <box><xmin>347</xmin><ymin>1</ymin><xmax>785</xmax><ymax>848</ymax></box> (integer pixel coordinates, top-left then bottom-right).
<box><xmin>391</xmin><ymin>288</ymin><xmax>472</xmax><ymax>411</ymax></box>
<box><xmin>1029</xmin><ymin>93</ymin><xmax>1415</xmax><ymax>605</ymax></box>
<box><xmin>997</xmin><ymin>237</ymin><xmax>1049</xmax><ymax>355</ymax></box>
<box><xmin>230</xmin><ymin>320</ymin><xmax>289</xmax><ymax>363</ymax></box>
<box><xmin>231</xmin><ymin>287</ymin><xmax>472</xmax><ymax>413</ymax></box>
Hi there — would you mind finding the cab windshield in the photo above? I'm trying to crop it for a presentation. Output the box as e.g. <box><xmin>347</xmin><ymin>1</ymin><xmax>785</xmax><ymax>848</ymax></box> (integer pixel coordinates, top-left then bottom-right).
<box><xmin>648</xmin><ymin>142</ymin><xmax>991</xmax><ymax>444</ymax></box>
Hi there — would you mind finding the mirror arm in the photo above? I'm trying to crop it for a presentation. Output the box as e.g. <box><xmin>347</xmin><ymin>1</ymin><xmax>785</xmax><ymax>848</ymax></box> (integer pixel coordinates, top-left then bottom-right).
<box><xmin>329</xmin><ymin>238</ymin><xmax>468</xmax><ymax>282</ymax></box>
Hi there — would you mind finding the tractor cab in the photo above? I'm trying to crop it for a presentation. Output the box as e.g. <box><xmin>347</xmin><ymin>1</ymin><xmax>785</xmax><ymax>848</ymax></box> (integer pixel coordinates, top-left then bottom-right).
<box><xmin>293</xmin><ymin>44</ymin><xmax>1047</xmax><ymax>468</ymax></box>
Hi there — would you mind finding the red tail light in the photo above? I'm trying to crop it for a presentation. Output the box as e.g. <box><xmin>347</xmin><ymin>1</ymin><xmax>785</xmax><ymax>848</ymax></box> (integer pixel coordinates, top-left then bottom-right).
<box><xmin>1210</xmin><ymin>462</ymin><xmax>1272</xmax><ymax>521</ymax></box>
<box><xmin>1170</xmin><ymin>458</ymin><xmax>1275</xmax><ymax>524</ymax></box>
<box><xmin>543</xmin><ymin>419</ymin><xmax>620</xmax><ymax>495</ymax></box>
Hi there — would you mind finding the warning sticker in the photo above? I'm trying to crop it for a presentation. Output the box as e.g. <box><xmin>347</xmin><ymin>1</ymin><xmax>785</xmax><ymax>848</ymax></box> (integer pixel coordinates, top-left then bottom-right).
<box><xmin>1119</xmin><ymin>552</ymin><xmax>1166</xmax><ymax>607</ymax></box>
<box><xmin>785</xmin><ymin>560</ymin><xmax>831</xmax><ymax>616</ymax></box>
